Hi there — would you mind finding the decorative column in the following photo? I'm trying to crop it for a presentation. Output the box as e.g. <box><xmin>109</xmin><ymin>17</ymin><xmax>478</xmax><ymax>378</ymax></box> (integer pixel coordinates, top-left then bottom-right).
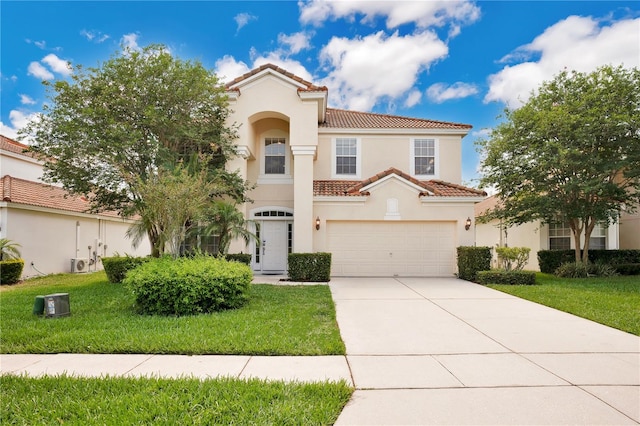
<box><xmin>291</xmin><ymin>146</ymin><xmax>316</xmax><ymax>253</ymax></box>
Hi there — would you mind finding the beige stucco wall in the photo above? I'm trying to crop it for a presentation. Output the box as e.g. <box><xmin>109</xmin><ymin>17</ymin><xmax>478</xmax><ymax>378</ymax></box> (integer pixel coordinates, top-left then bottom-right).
<box><xmin>1</xmin><ymin>205</ymin><xmax>150</xmax><ymax>280</ymax></box>
<box><xmin>314</xmin><ymin>133</ymin><xmax>463</xmax><ymax>184</ymax></box>
<box><xmin>312</xmin><ymin>177</ymin><xmax>478</xmax><ymax>253</ymax></box>
<box><xmin>619</xmin><ymin>209</ymin><xmax>640</xmax><ymax>249</ymax></box>
<box><xmin>1</xmin><ymin>151</ymin><xmax>46</xmax><ymax>183</ymax></box>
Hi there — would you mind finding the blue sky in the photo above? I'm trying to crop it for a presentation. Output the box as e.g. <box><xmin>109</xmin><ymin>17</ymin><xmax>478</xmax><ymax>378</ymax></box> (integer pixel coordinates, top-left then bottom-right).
<box><xmin>2</xmin><ymin>1</ymin><xmax>639</xmax><ymax>185</ymax></box>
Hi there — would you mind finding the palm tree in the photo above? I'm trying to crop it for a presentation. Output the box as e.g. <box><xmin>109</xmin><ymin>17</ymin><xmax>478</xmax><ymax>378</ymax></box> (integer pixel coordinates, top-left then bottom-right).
<box><xmin>0</xmin><ymin>238</ymin><xmax>22</xmax><ymax>260</ymax></box>
<box><xmin>204</xmin><ymin>201</ymin><xmax>258</xmax><ymax>255</ymax></box>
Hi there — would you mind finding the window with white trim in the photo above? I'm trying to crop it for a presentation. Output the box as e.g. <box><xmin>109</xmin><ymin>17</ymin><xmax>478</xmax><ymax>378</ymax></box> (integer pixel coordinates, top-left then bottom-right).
<box><xmin>548</xmin><ymin>221</ymin><xmax>571</xmax><ymax>250</ymax></box>
<box><xmin>589</xmin><ymin>223</ymin><xmax>607</xmax><ymax>250</ymax></box>
<box><xmin>411</xmin><ymin>138</ymin><xmax>436</xmax><ymax>176</ymax></box>
<box><xmin>264</xmin><ymin>138</ymin><xmax>286</xmax><ymax>175</ymax></box>
<box><xmin>332</xmin><ymin>138</ymin><xmax>360</xmax><ymax>177</ymax></box>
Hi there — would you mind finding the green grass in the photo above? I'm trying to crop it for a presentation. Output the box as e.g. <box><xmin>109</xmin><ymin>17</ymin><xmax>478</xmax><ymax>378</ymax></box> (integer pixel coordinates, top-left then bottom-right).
<box><xmin>0</xmin><ymin>272</ymin><xmax>345</xmax><ymax>355</ymax></box>
<box><xmin>488</xmin><ymin>273</ymin><xmax>640</xmax><ymax>336</ymax></box>
<box><xmin>1</xmin><ymin>375</ymin><xmax>353</xmax><ymax>425</ymax></box>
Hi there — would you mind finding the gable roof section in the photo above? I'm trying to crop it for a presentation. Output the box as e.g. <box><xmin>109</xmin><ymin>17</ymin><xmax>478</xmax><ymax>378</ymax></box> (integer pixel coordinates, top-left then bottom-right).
<box><xmin>0</xmin><ymin>135</ymin><xmax>37</xmax><ymax>159</ymax></box>
<box><xmin>321</xmin><ymin>108</ymin><xmax>472</xmax><ymax>130</ymax></box>
<box><xmin>1</xmin><ymin>175</ymin><xmax>120</xmax><ymax>218</ymax></box>
<box><xmin>314</xmin><ymin>168</ymin><xmax>486</xmax><ymax>198</ymax></box>
<box><xmin>225</xmin><ymin>63</ymin><xmax>327</xmax><ymax>93</ymax></box>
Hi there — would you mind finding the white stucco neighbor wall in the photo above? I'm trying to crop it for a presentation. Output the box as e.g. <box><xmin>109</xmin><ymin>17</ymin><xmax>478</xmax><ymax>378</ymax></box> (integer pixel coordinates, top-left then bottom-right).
<box><xmin>1</xmin><ymin>204</ymin><xmax>150</xmax><ymax>280</ymax></box>
<box><xmin>1</xmin><ymin>150</ymin><xmax>46</xmax><ymax>183</ymax></box>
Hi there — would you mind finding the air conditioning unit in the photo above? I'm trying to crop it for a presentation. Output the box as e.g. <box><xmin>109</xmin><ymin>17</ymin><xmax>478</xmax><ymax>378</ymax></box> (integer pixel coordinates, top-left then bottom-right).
<box><xmin>71</xmin><ymin>258</ymin><xmax>89</xmax><ymax>273</ymax></box>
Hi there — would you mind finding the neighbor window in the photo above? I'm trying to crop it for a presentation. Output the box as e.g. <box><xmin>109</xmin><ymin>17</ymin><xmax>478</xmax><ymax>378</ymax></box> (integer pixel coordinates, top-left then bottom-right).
<box><xmin>589</xmin><ymin>223</ymin><xmax>607</xmax><ymax>250</ymax></box>
<box><xmin>412</xmin><ymin>138</ymin><xmax>436</xmax><ymax>176</ymax></box>
<box><xmin>548</xmin><ymin>221</ymin><xmax>571</xmax><ymax>250</ymax></box>
<box><xmin>333</xmin><ymin>138</ymin><xmax>360</xmax><ymax>177</ymax></box>
<box><xmin>265</xmin><ymin>138</ymin><xmax>286</xmax><ymax>174</ymax></box>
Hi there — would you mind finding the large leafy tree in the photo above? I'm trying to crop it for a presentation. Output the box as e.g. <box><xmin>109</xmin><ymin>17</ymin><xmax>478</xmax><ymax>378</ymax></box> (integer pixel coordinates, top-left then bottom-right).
<box><xmin>478</xmin><ymin>65</ymin><xmax>640</xmax><ymax>264</ymax></box>
<box><xmin>21</xmin><ymin>44</ymin><xmax>249</xmax><ymax>255</ymax></box>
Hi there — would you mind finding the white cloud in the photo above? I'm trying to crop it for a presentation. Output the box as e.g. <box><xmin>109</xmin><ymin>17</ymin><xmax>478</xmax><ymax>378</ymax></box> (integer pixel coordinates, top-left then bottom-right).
<box><xmin>318</xmin><ymin>30</ymin><xmax>448</xmax><ymax>110</ymax></box>
<box><xmin>404</xmin><ymin>89</ymin><xmax>422</xmax><ymax>108</ymax></box>
<box><xmin>278</xmin><ymin>32</ymin><xmax>312</xmax><ymax>55</ymax></box>
<box><xmin>42</xmin><ymin>54</ymin><xmax>72</xmax><ymax>77</ymax></box>
<box><xmin>27</xmin><ymin>61</ymin><xmax>54</xmax><ymax>80</ymax></box>
<box><xmin>81</xmin><ymin>29</ymin><xmax>110</xmax><ymax>43</ymax></box>
<box><xmin>299</xmin><ymin>0</ymin><xmax>480</xmax><ymax>32</ymax></box>
<box><xmin>0</xmin><ymin>110</ymin><xmax>39</xmax><ymax>141</ymax></box>
<box><xmin>234</xmin><ymin>12</ymin><xmax>257</xmax><ymax>32</ymax></box>
<box><xmin>215</xmin><ymin>55</ymin><xmax>251</xmax><ymax>83</ymax></box>
<box><xmin>485</xmin><ymin>16</ymin><xmax>640</xmax><ymax>108</ymax></box>
<box><xmin>20</xmin><ymin>94</ymin><xmax>37</xmax><ymax>105</ymax></box>
<box><xmin>121</xmin><ymin>33</ymin><xmax>141</xmax><ymax>51</ymax></box>
<box><xmin>426</xmin><ymin>81</ymin><xmax>478</xmax><ymax>103</ymax></box>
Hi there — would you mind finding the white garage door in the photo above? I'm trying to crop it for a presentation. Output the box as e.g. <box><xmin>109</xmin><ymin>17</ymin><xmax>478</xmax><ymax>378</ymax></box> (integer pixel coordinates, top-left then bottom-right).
<box><xmin>327</xmin><ymin>221</ymin><xmax>456</xmax><ymax>277</ymax></box>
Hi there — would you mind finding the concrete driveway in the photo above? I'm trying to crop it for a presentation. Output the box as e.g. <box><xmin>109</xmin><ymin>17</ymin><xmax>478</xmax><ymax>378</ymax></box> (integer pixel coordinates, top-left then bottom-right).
<box><xmin>330</xmin><ymin>277</ymin><xmax>640</xmax><ymax>425</ymax></box>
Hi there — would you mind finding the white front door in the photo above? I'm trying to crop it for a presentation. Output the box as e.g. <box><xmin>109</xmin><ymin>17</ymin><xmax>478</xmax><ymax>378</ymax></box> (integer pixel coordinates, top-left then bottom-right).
<box><xmin>260</xmin><ymin>220</ymin><xmax>289</xmax><ymax>273</ymax></box>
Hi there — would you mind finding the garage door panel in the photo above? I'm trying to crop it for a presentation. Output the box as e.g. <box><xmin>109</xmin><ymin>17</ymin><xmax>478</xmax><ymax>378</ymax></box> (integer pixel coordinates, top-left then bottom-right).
<box><xmin>327</xmin><ymin>221</ymin><xmax>456</xmax><ymax>277</ymax></box>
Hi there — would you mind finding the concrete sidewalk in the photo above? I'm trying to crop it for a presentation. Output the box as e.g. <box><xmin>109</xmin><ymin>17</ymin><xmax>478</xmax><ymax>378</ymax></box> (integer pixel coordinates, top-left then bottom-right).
<box><xmin>1</xmin><ymin>277</ymin><xmax>639</xmax><ymax>425</ymax></box>
<box><xmin>331</xmin><ymin>277</ymin><xmax>640</xmax><ymax>425</ymax></box>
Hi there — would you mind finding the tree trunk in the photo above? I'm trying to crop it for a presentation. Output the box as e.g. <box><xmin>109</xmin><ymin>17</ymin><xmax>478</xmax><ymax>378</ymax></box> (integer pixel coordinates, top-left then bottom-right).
<box><xmin>582</xmin><ymin>217</ymin><xmax>596</xmax><ymax>264</ymax></box>
<box><xmin>569</xmin><ymin>218</ymin><xmax>583</xmax><ymax>264</ymax></box>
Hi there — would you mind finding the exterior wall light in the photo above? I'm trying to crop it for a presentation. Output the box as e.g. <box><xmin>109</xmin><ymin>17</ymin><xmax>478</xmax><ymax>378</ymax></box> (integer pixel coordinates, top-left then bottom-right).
<box><xmin>315</xmin><ymin>216</ymin><xmax>321</xmax><ymax>230</ymax></box>
<box><xmin>465</xmin><ymin>217</ymin><xmax>472</xmax><ymax>231</ymax></box>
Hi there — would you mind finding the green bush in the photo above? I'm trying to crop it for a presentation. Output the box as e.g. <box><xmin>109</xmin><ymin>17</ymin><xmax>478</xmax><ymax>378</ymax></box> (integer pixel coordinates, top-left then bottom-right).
<box><xmin>102</xmin><ymin>256</ymin><xmax>149</xmax><ymax>283</ymax></box>
<box><xmin>496</xmin><ymin>246</ymin><xmax>530</xmax><ymax>271</ymax></box>
<box><xmin>124</xmin><ymin>255</ymin><xmax>252</xmax><ymax>316</ymax></box>
<box><xmin>456</xmin><ymin>246</ymin><xmax>491</xmax><ymax>282</ymax></box>
<box><xmin>224</xmin><ymin>253</ymin><xmax>252</xmax><ymax>265</ymax></box>
<box><xmin>0</xmin><ymin>259</ymin><xmax>24</xmax><ymax>284</ymax></box>
<box><xmin>477</xmin><ymin>270</ymin><xmax>536</xmax><ymax>285</ymax></box>
<box><xmin>555</xmin><ymin>262</ymin><xmax>619</xmax><ymax>278</ymax></box>
<box><xmin>614</xmin><ymin>263</ymin><xmax>640</xmax><ymax>275</ymax></box>
<box><xmin>538</xmin><ymin>249</ymin><xmax>640</xmax><ymax>273</ymax></box>
<box><xmin>288</xmin><ymin>253</ymin><xmax>332</xmax><ymax>282</ymax></box>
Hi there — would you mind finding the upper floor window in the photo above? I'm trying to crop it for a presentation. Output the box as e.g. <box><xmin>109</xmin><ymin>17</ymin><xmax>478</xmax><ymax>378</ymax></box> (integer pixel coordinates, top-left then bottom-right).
<box><xmin>265</xmin><ymin>138</ymin><xmax>286</xmax><ymax>174</ymax></box>
<box><xmin>333</xmin><ymin>137</ymin><xmax>360</xmax><ymax>178</ymax></box>
<box><xmin>411</xmin><ymin>138</ymin><xmax>436</xmax><ymax>177</ymax></box>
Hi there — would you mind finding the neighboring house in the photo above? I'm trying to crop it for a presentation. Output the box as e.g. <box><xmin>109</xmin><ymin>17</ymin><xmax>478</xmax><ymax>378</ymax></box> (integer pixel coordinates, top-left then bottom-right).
<box><xmin>224</xmin><ymin>64</ymin><xmax>486</xmax><ymax>277</ymax></box>
<box><xmin>0</xmin><ymin>135</ymin><xmax>150</xmax><ymax>279</ymax></box>
<box><xmin>474</xmin><ymin>195</ymin><xmax>638</xmax><ymax>271</ymax></box>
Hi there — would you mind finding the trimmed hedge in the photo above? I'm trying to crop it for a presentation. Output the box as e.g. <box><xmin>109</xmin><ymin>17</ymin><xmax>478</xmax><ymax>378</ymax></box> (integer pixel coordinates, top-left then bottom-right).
<box><xmin>0</xmin><ymin>259</ymin><xmax>24</xmax><ymax>284</ymax></box>
<box><xmin>288</xmin><ymin>253</ymin><xmax>332</xmax><ymax>282</ymax></box>
<box><xmin>224</xmin><ymin>253</ymin><xmax>251</xmax><ymax>265</ymax></box>
<box><xmin>615</xmin><ymin>263</ymin><xmax>640</xmax><ymax>275</ymax></box>
<box><xmin>457</xmin><ymin>246</ymin><xmax>491</xmax><ymax>282</ymax></box>
<box><xmin>102</xmin><ymin>256</ymin><xmax>149</xmax><ymax>283</ymax></box>
<box><xmin>124</xmin><ymin>256</ymin><xmax>253</xmax><ymax>316</ymax></box>
<box><xmin>477</xmin><ymin>270</ymin><xmax>536</xmax><ymax>285</ymax></box>
<box><xmin>538</xmin><ymin>249</ymin><xmax>640</xmax><ymax>274</ymax></box>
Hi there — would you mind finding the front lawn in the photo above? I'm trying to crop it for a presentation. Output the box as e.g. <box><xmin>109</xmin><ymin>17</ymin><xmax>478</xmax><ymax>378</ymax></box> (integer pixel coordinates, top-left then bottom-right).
<box><xmin>1</xmin><ymin>375</ymin><xmax>352</xmax><ymax>425</ymax></box>
<box><xmin>488</xmin><ymin>273</ymin><xmax>640</xmax><ymax>336</ymax></box>
<box><xmin>0</xmin><ymin>272</ymin><xmax>345</xmax><ymax>355</ymax></box>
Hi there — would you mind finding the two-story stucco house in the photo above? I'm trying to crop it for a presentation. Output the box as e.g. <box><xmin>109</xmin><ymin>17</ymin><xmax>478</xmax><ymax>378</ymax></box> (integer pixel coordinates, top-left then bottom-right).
<box><xmin>224</xmin><ymin>64</ymin><xmax>485</xmax><ymax>277</ymax></box>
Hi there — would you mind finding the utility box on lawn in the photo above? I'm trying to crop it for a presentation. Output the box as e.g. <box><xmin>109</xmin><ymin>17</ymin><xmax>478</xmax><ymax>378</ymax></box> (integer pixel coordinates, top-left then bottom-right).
<box><xmin>44</xmin><ymin>293</ymin><xmax>70</xmax><ymax>318</ymax></box>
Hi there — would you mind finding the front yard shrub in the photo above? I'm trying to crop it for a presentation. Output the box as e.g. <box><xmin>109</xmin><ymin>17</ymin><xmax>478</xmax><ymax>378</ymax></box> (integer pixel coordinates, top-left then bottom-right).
<box><xmin>614</xmin><ymin>263</ymin><xmax>640</xmax><ymax>275</ymax></box>
<box><xmin>456</xmin><ymin>246</ymin><xmax>491</xmax><ymax>282</ymax></box>
<box><xmin>555</xmin><ymin>262</ymin><xmax>619</xmax><ymax>278</ymax></box>
<box><xmin>288</xmin><ymin>253</ymin><xmax>332</xmax><ymax>282</ymax></box>
<box><xmin>0</xmin><ymin>259</ymin><xmax>24</xmax><ymax>284</ymax></box>
<box><xmin>124</xmin><ymin>255</ymin><xmax>252</xmax><ymax>316</ymax></box>
<box><xmin>496</xmin><ymin>246</ymin><xmax>530</xmax><ymax>271</ymax></box>
<box><xmin>477</xmin><ymin>270</ymin><xmax>536</xmax><ymax>285</ymax></box>
<box><xmin>538</xmin><ymin>249</ymin><xmax>640</xmax><ymax>273</ymax></box>
<box><xmin>224</xmin><ymin>253</ymin><xmax>252</xmax><ymax>265</ymax></box>
<box><xmin>102</xmin><ymin>256</ymin><xmax>149</xmax><ymax>283</ymax></box>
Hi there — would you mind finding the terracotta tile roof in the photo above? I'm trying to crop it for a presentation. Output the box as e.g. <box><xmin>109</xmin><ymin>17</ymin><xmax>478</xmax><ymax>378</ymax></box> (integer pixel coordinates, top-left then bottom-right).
<box><xmin>0</xmin><ymin>135</ymin><xmax>37</xmax><ymax>159</ymax></box>
<box><xmin>314</xmin><ymin>168</ymin><xmax>486</xmax><ymax>198</ymax></box>
<box><xmin>321</xmin><ymin>108</ymin><xmax>472</xmax><ymax>130</ymax></box>
<box><xmin>1</xmin><ymin>175</ymin><xmax>120</xmax><ymax>218</ymax></box>
<box><xmin>474</xmin><ymin>194</ymin><xmax>499</xmax><ymax>216</ymax></box>
<box><xmin>225</xmin><ymin>63</ymin><xmax>327</xmax><ymax>93</ymax></box>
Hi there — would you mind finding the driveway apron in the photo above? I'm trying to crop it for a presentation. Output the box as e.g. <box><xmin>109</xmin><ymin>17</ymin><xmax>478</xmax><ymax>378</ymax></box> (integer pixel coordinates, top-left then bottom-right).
<box><xmin>330</xmin><ymin>277</ymin><xmax>640</xmax><ymax>425</ymax></box>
